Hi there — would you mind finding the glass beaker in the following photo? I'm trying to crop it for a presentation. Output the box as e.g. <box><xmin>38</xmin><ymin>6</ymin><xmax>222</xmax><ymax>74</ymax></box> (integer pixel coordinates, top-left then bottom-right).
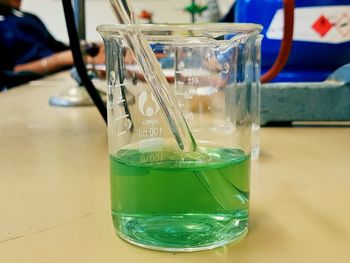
<box><xmin>251</xmin><ymin>34</ymin><xmax>263</xmax><ymax>160</ymax></box>
<box><xmin>97</xmin><ymin>23</ymin><xmax>262</xmax><ymax>252</ymax></box>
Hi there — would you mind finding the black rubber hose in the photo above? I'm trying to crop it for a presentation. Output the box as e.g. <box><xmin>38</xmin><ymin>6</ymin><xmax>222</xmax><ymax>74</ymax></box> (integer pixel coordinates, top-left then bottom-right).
<box><xmin>61</xmin><ymin>0</ymin><xmax>107</xmax><ymax>123</ymax></box>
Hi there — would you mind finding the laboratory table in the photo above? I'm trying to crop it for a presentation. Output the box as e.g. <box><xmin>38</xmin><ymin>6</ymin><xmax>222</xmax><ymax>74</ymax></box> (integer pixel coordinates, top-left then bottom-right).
<box><xmin>1</xmin><ymin>72</ymin><xmax>349</xmax><ymax>262</ymax></box>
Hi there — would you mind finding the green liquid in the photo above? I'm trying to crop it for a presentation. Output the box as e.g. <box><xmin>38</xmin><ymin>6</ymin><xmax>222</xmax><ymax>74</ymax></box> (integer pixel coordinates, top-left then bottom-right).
<box><xmin>110</xmin><ymin>148</ymin><xmax>250</xmax><ymax>251</ymax></box>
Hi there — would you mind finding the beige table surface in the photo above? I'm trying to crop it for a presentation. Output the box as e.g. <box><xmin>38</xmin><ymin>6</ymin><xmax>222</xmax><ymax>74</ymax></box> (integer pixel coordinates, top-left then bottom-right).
<box><xmin>1</xmin><ymin>72</ymin><xmax>350</xmax><ymax>263</ymax></box>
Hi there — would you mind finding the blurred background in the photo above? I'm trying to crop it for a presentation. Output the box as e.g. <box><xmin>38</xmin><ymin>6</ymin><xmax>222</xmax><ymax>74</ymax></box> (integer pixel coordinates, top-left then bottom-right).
<box><xmin>22</xmin><ymin>0</ymin><xmax>198</xmax><ymax>43</ymax></box>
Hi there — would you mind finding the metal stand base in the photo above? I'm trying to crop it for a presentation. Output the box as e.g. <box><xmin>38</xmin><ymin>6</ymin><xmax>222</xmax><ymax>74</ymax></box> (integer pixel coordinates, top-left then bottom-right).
<box><xmin>49</xmin><ymin>85</ymin><xmax>94</xmax><ymax>106</ymax></box>
<box><xmin>261</xmin><ymin>64</ymin><xmax>350</xmax><ymax>125</ymax></box>
<box><xmin>261</xmin><ymin>81</ymin><xmax>350</xmax><ymax>125</ymax></box>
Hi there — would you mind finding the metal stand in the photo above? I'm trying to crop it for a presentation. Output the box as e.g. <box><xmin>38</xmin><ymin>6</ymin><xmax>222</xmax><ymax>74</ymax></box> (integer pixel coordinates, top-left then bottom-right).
<box><xmin>49</xmin><ymin>84</ymin><xmax>93</xmax><ymax>106</ymax></box>
<box><xmin>50</xmin><ymin>0</ymin><xmax>90</xmax><ymax>107</ymax></box>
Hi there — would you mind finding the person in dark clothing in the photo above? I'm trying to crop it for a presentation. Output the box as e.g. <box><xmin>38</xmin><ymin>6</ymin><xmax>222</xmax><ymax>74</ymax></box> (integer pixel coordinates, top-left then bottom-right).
<box><xmin>0</xmin><ymin>0</ymin><xmax>104</xmax><ymax>90</ymax></box>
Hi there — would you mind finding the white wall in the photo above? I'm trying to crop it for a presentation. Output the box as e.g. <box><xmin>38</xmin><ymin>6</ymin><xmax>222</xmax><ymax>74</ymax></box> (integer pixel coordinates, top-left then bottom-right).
<box><xmin>21</xmin><ymin>0</ymin><xmax>192</xmax><ymax>44</ymax></box>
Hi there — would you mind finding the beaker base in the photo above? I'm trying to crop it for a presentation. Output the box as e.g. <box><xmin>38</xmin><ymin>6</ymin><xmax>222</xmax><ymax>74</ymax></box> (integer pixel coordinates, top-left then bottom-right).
<box><xmin>113</xmin><ymin>212</ymin><xmax>248</xmax><ymax>252</ymax></box>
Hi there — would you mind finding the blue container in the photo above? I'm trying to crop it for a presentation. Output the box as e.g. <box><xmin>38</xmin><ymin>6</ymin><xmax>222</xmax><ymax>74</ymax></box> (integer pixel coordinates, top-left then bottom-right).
<box><xmin>235</xmin><ymin>0</ymin><xmax>350</xmax><ymax>82</ymax></box>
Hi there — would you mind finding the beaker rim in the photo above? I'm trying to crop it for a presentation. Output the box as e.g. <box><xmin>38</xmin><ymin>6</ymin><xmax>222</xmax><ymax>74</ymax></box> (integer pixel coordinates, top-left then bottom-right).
<box><xmin>96</xmin><ymin>23</ymin><xmax>263</xmax><ymax>36</ymax></box>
